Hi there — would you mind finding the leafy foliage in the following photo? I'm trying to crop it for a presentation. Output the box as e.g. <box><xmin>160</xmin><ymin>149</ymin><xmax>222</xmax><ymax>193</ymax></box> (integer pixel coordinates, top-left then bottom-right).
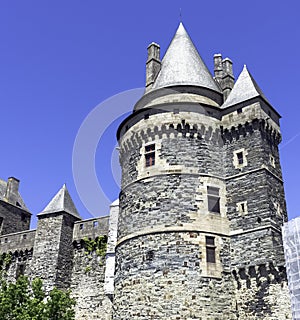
<box><xmin>83</xmin><ymin>235</ymin><xmax>107</xmax><ymax>257</ymax></box>
<box><xmin>0</xmin><ymin>276</ymin><xmax>75</xmax><ymax>320</ymax></box>
<box><xmin>0</xmin><ymin>253</ymin><xmax>12</xmax><ymax>271</ymax></box>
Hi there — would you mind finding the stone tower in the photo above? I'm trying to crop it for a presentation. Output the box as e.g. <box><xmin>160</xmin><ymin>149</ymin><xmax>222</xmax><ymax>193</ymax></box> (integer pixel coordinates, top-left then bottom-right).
<box><xmin>114</xmin><ymin>23</ymin><xmax>291</xmax><ymax>319</ymax></box>
<box><xmin>31</xmin><ymin>184</ymin><xmax>81</xmax><ymax>292</ymax></box>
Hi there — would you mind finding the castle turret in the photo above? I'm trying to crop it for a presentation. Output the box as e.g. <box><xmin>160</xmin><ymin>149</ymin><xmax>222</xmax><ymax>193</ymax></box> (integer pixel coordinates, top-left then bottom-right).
<box><xmin>31</xmin><ymin>184</ymin><xmax>81</xmax><ymax>292</ymax></box>
<box><xmin>113</xmin><ymin>23</ymin><xmax>291</xmax><ymax>319</ymax></box>
<box><xmin>0</xmin><ymin>177</ymin><xmax>31</xmax><ymax>235</ymax></box>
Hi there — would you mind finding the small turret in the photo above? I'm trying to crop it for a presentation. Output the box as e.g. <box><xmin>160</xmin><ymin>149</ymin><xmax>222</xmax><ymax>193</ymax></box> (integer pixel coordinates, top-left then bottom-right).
<box><xmin>32</xmin><ymin>184</ymin><xmax>81</xmax><ymax>292</ymax></box>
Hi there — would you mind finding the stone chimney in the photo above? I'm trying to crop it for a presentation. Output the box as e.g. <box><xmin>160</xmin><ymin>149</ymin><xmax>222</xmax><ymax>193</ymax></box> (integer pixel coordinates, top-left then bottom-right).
<box><xmin>221</xmin><ymin>58</ymin><xmax>234</xmax><ymax>100</ymax></box>
<box><xmin>5</xmin><ymin>177</ymin><xmax>20</xmax><ymax>205</ymax></box>
<box><xmin>213</xmin><ymin>54</ymin><xmax>235</xmax><ymax>101</ymax></box>
<box><xmin>145</xmin><ymin>42</ymin><xmax>161</xmax><ymax>91</ymax></box>
<box><xmin>214</xmin><ymin>53</ymin><xmax>223</xmax><ymax>83</ymax></box>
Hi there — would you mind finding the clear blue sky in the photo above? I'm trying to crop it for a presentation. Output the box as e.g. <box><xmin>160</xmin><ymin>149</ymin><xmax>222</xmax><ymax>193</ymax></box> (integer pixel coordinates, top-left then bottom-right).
<box><xmin>1</xmin><ymin>1</ymin><xmax>300</xmax><ymax>227</ymax></box>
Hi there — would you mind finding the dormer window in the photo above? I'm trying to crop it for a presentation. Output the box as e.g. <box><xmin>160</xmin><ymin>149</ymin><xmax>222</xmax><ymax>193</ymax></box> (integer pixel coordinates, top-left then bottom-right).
<box><xmin>145</xmin><ymin>144</ymin><xmax>155</xmax><ymax>167</ymax></box>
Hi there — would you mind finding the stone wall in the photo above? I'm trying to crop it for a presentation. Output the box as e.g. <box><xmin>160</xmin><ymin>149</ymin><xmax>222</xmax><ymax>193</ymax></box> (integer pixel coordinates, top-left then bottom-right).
<box><xmin>73</xmin><ymin>216</ymin><xmax>109</xmax><ymax>241</ymax></box>
<box><xmin>70</xmin><ymin>240</ymin><xmax>112</xmax><ymax>320</ymax></box>
<box><xmin>233</xmin><ymin>264</ymin><xmax>291</xmax><ymax>319</ymax></box>
<box><xmin>0</xmin><ymin>200</ymin><xmax>31</xmax><ymax>235</ymax></box>
<box><xmin>114</xmin><ymin>232</ymin><xmax>235</xmax><ymax>320</ymax></box>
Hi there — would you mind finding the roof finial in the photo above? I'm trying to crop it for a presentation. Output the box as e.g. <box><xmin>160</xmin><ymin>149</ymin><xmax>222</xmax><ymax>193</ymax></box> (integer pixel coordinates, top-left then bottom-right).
<box><xmin>179</xmin><ymin>8</ymin><xmax>182</xmax><ymax>22</ymax></box>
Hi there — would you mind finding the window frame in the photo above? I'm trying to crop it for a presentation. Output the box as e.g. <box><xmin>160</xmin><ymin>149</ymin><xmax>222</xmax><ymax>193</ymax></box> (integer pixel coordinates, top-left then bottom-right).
<box><xmin>206</xmin><ymin>236</ymin><xmax>216</xmax><ymax>263</ymax></box>
<box><xmin>233</xmin><ymin>148</ymin><xmax>248</xmax><ymax>169</ymax></box>
<box><xmin>207</xmin><ymin>186</ymin><xmax>220</xmax><ymax>214</ymax></box>
<box><xmin>145</xmin><ymin>143</ymin><xmax>156</xmax><ymax>167</ymax></box>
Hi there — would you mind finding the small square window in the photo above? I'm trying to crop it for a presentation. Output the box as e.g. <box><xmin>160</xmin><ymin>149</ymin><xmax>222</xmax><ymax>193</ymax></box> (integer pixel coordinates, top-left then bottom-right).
<box><xmin>93</xmin><ymin>221</ymin><xmax>99</xmax><ymax>228</ymax></box>
<box><xmin>269</xmin><ymin>155</ymin><xmax>275</xmax><ymax>168</ymax></box>
<box><xmin>237</xmin><ymin>201</ymin><xmax>248</xmax><ymax>215</ymax></box>
<box><xmin>237</xmin><ymin>108</ymin><xmax>243</xmax><ymax>114</ymax></box>
<box><xmin>79</xmin><ymin>224</ymin><xmax>84</xmax><ymax>230</ymax></box>
<box><xmin>233</xmin><ymin>149</ymin><xmax>248</xmax><ymax>169</ymax></box>
<box><xmin>144</xmin><ymin>114</ymin><xmax>149</xmax><ymax>120</ymax></box>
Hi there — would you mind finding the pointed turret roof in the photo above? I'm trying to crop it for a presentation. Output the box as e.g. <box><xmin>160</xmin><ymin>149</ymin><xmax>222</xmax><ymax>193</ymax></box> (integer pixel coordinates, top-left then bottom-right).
<box><xmin>152</xmin><ymin>23</ymin><xmax>221</xmax><ymax>93</ymax></box>
<box><xmin>39</xmin><ymin>184</ymin><xmax>81</xmax><ymax>219</ymax></box>
<box><xmin>222</xmin><ymin>65</ymin><xmax>269</xmax><ymax>108</ymax></box>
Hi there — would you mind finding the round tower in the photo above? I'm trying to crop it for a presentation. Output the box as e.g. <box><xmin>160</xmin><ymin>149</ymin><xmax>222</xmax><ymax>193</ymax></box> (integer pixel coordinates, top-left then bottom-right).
<box><xmin>113</xmin><ymin>23</ymin><xmax>236</xmax><ymax>319</ymax></box>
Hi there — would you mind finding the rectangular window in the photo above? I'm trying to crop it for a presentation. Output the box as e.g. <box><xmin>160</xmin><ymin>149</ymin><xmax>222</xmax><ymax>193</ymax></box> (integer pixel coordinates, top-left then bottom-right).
<box><xmin>93</xmin><ymin>221</ymin><xmax>99</xmax><ymax>228</ymax></box>
<box><xmin>206</xmin><ymin>236</ymin><xmax>216</xmax><ymax>263</ymax></box>
<box><xmin>207</xmin><ymin>186</ymin><xmax>220</xmax><ymax>213</ymax></box>
<box><xmin>145</xmin><ymin>144</ymin><xmax>155</xmax><ymax>167</ymax></box>
<box><xmin>236</xmin><ymin>152</ymin><xmax>244</xmax><ymax>165</ymax></box>
<box><xmin>237</xmin><ymin>201</ymin><xmax>248</xmax><ymax>215</ymax></box>
<box><xmin>269</xmin><ymin>154</ymin><xmax>275</xmax><ymax>168</ymax></box>
<box><xmin>240</xmin><ymin>202</ymin><xmax>245</xmax><ymax>212</ymax></box>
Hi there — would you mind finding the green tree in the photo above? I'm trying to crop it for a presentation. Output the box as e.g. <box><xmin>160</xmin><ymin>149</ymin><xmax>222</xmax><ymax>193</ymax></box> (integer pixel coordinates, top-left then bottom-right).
<box><xmin>0</xmin><ymin>276</ymin><xmax>75</xmax><ymax>320</ymax></box>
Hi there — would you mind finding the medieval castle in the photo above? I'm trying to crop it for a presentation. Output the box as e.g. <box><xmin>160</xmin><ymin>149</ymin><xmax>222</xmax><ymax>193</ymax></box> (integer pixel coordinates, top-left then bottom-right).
<box><xmin>0</xmin><ymin>23</ymin><xmax>292</xmax><ymax>319</ymax></box>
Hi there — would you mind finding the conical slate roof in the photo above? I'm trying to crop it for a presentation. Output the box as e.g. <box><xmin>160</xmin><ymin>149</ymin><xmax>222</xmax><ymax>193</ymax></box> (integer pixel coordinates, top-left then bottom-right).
<box><xmin>39</xmin><ymin>184</ymin><xmax>81</xmax><ymax>219</ymax></box>
<box><xmin>152</xmin><ymin>23</ymin><xmax>221</xmax><ymax>92</ymax></box>
<box><xmin>222</xmin><ymin>65</ymin><xmax>269</xmax><ymax>108</ymax></box>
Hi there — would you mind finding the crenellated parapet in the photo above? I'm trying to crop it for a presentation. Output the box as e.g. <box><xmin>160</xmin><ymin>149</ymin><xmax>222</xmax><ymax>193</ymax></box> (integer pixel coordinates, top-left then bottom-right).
<box><xmin>232</xmin><ymin>263</ymin><xmax>291</xmax><ymax>319</ymax></box>
<box><xmin>0</xmin><ymin>229</ymin><xmax>36</xmax><ymax>254</ymax></box>
<box><xmin>222</xmin><ymin>118</ymin><xmax>281</xmax><ymax>147</ymax></box>
<box><xmin>232</xmin><ymin>262</ymin><xmax>287</xmax><ymax>289</ymax></box>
